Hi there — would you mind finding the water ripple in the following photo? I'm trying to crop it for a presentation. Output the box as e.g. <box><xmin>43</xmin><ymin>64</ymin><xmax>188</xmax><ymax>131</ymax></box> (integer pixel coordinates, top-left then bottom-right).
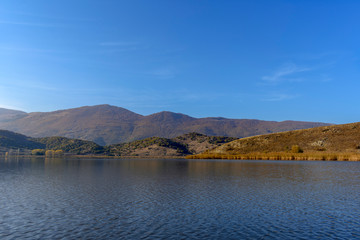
<box><xmin>0</xmin><ymin>159</ymin><xmax>359</xmax><ymax>239</ymax></box>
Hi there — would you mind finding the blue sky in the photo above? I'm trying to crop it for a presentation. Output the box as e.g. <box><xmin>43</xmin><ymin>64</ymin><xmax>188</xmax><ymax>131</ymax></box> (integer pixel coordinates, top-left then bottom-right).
<box><xmin>0</xmin><ymin>0</ymin><xmax>359</xmax><ymax>123</ymax></box>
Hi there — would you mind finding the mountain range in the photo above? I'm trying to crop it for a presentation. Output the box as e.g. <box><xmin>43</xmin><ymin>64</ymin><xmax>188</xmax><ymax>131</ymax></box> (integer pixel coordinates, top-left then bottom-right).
<box><xmin>0</xmin><ymin>104</ymin><xmax>330</xmax><ymax>145</ymax></box>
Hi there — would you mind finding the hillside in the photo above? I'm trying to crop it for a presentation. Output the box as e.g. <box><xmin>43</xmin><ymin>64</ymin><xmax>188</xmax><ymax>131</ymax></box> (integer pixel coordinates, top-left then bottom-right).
<box><xmin>173</xmin><ymin>132</ymin><xmax>238</xmax><ymax>154</ymax></box>
<box><xmin>106</xmin><ymin>137</ymin><xmax>190</xmax><ymax>157</ymax></box>
<box><xmin>0</xmin><ymin>129</ymin><xmax>236</xmax><ymax>157</ymax></box>
<box><xmin>35</xmin><ymin>137</ymin><xmax>105</xmax><ymax>155</ymax></box>
<box><xmin>106</xmin><ymin>132</ymin><xmax>238</xmax><ymax>157</ymax></box>
<box><xmin>0</xmin><ymin>108</ymin><xmax>27</xmax><ymax>123</ymax></box>
<box><xmin>0</xmin><ymin>130</ymin><xmax>104</xmax><ymax>155</ymax></box>
<box><xmin>0</xmin><ymin>105</ymin><xmax>330</xmax><ymax>145</ymax></box>
<box><xmin>0</xmin><ymin>130</ymin><xmax>44</xmax><ymax>150</ymax></box>
<box><xmin>190</xmin><ymin>122</ymin><xmax>360</xmax><ymax>161</ymax></box>
<box><xmin>0</xmin><ymin>105</ymin><xmax>141</xmax><ymax>145</ymax></box>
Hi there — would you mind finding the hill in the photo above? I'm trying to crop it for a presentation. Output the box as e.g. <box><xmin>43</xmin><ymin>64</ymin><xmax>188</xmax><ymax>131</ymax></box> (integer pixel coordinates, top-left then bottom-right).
<box><xmin>0</xmin><ymin>130</ymin><xmax>44</xmax><ymax>150</ymax></box>
<box><xmin>0</xmin><ymin>105</ymin><xmax>330</xmax><ymax>145</ymax></box>
<box><xmin>0</xmin><ymin>129</ymin><xmax>236</xmax><ymax>157</ymax></box>
<box><xmin>0</xmin><ymin>130</ymin><xmax>104</xmax><ymax>155</ymax></box>
<box><xmin>189</xmin><ymin>122</ymin><xmax>360</xmax><ymax>161</ymax></box>
<box><xmin>106</xmin><ymin>132</ymin><xmax>238</xmax><ymax>157</ymax></box>
<box><xmin>35</xmin><ymin>137</ymin><xmax>105</xmax><ymax>155</ymax></box>
<box><xmin>106</xmin><ymin>137</ymin><xmax>190</xmax><ymax>157</ymax></box>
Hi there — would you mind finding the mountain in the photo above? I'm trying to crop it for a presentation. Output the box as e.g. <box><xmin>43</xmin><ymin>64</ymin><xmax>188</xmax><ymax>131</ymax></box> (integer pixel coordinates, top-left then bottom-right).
<box><xmin>0</xmin><ymin>105</ymin><xmax>141</xmax><ymax>145</ymax></box>
<box><xmin>190</xmin><ymin>122</ymin><xmax>360</xmax><ymax>161</ymax></box>
<box><xmin>0</xmin><ymin>108</ymin><xmax>27</xmax><ymax>123</ymax></box>
<box><xmin>0</xmin><ymin>105</ymin><xmax>331</xmax><ymax>145</ymax></box>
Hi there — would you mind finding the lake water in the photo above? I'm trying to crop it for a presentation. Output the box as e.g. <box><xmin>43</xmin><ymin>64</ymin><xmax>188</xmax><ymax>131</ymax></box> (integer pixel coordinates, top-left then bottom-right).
<box><xmin>0</xmin><ymin>158</ymin><xmax>359</xmax><ymax>239</ymax></box>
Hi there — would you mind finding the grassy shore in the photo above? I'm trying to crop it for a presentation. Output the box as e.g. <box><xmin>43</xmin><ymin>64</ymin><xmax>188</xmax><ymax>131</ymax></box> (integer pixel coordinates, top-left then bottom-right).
<box><xmin>186</xmin><ymin>152</ymin><xmax>360</xmax><ymax>161</ymax></box>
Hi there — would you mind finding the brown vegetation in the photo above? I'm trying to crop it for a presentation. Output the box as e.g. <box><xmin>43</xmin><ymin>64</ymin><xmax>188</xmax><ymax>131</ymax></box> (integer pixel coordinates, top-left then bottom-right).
<box><xmin>106</xmin><ymin>132</ymin><xmax>238</xmax><ymax>157</ymax></box>
<box><xmin>187</xmin><ymin>152</ymin><xmax>360</xmax><ymax>161</ymax></box>
<box><xmin>189</xmin><ymin>122</ymin><xmax>360</xmax><ymax>161</ymax></box>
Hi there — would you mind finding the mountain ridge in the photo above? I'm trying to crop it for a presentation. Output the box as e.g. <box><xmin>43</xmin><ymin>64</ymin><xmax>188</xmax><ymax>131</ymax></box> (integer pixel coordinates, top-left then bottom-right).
<box><xmin>0</xmin><ymin>105</ymin><xmax>331</xmax><ymax>145</ymax></box>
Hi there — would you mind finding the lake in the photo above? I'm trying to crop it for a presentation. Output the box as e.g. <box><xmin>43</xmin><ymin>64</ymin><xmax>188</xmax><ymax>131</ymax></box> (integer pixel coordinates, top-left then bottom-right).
<box><xmin>0</xmin><ymin>158</ymin><xmax>359</xmax><ymax>239</ymax></box>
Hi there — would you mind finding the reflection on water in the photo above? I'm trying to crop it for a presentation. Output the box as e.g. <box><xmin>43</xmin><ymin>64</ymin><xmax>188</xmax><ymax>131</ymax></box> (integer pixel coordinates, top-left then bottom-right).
<box><xmin>0</xmin><ymin>158</ymin><xmax>360</xmax><ymax>239</ymax></box>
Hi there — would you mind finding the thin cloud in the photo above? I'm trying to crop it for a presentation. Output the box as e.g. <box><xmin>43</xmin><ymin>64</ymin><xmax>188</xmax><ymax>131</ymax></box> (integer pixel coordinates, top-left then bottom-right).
<box><xmin>0</xmin><ymin>46</ymin><xmax>57</xmax><ymax>53</ymax></box>
<box><xmin>262</xmin><ymin>63</ymin><xmax>312</xmax><ymax>83</ymax></box>
<box><xmin>0</xmin><ymin>103</ymin><xmax>25</xmax><ymax>111</ymax></box>
<box><xmin>284</xmin><ymin>51</ymin><xmax>348</xmax><ymax>61</ymax></box>
<box><xmin>96</xmin><ymin>48</ymin><xmax>139</xmax><ymax>54</ymax></box>
<box><xmin>0</xmin><ymin>20</ymin><xmax>57</xmax><ymax>27</ymax></box>
<box><xmin>0</xmin><ymin>9</ymin><xmax>94</xmax><ymax>22</ymax></box>
<box><xmin>99</xmin><ymin>42</ymin><xmax>139</xmax><ymax>47</ymax></box>
<box><xmin>0</xmin><ymin>80</ymin><xmax>60</xmax><ymax>92</ymax></box>
<box><xmin>97</xmin><ymin>41</ymin><xmax>141</xmax><ymax>54</ymax></box>
<box><xmin>148</xmin><ymin>68</ymin><xmax>176</xmax><ymax>79</ymax></box>
<box><xmin>261</xmin><ymin>93</ymin><xmax>299</xmax><ymax>102</ymax></box>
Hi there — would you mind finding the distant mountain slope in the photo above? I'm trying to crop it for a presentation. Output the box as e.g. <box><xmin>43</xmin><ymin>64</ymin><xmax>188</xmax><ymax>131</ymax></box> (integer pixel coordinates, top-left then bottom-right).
<box><xmin>0</xmin><ymin>105</ymin><xmax>141</xmax><ymax>145</ymax></box>
<box><xmin>198</xmin><ymin>122</ymin><xmax>360</xmax><ymax>158</ymax></box>
<box><xmin>0</xmin><ymin>108</ymin><xmax>27</xmax><ymax>123</ymax></box>
<box><xmin>0</xmin><ymin>105</ymin><xmax>330</xmax><ymax>145</ymax></box>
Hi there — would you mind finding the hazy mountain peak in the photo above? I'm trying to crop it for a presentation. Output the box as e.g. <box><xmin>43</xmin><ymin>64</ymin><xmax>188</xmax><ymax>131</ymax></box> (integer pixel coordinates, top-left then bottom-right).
<box><xmin>0</xmin><ymin>108</ymin><xmax>28</xmax><ymax>123</ymax></box>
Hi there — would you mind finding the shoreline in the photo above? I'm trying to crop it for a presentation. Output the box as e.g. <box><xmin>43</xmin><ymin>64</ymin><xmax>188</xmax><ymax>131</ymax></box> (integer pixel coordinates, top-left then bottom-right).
<box><xmin>3</xmin><ymin>153</ymin><xmax>360</xmax><ymax>161</ymax></box>
<box><xmin>0</xmin><ymin>154</ymin><xmax>187</xmax><ymax>160</ymax></box>
<box><xmin>186</xmin><ymin>152</ymin><xmax>360</xmax><ymax>161</ymax></box>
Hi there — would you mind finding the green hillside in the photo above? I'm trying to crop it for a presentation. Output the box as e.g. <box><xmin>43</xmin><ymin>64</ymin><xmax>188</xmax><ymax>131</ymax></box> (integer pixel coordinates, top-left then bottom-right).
<box><xmin>0</xmin><ymin>130</ymin><xmax>44</xmax><ymax>150</ymax></box>
<box><xmin>35</xmin><ymin>136</ymin><xmax>105</xmax><ymax>154</ymax></box>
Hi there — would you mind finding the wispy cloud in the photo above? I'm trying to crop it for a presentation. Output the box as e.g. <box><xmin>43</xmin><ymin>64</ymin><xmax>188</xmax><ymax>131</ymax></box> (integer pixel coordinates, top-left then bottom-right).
<box><xmin>97</xmin><ymin>41</ymin><xmax>142</xmax><ymax>53</ymax></box>
<box><xmin>320</xmin><ymin>75</ymin><xmax>333</xmax><ymax>82</ymax></box>
<box><xmin>99</xmin><ymin>41</ymin><xmax>139</xmax><ymax>47</ymax></box>
<box><xmin>0</xmin><ymin>80</ymin><xmax>60</xmax><ymax>92</ymax></box>
<box><xmin>261</xmin><ymin>93</ymin><xmax>299</xmax><ymax>102</ymax></box>
<box><xmin>0</xmin><ymin>20</ymin><xmax>58</xmax><ymax>27</ymax></box>
<box><xmin>284</xmin><ymin>51</ymin><xmax>348</xmax><ymax>61</ymax></box>
<box><xmin>0</xmin><ymin>103</ymin><xmax>25</xmax><ymax>111</ymax></box>
<box><xmin>0</xmin><ymin>9</ymin><xmax>94</xmax><ymax>22</ymax></box>
<box><xmin>262</xmin><ymin>63</ymin><xmax>312</xmax><ymax>83</ymax></box>
<box><xmin>0</xmin><ymin>46</ymin><xmax>57</xmax><ymax>53</ymax></box>
<box><xmin>148</xmin><ymin>67</ymin><xmax>176</xmax><ymax>79</ymax></box>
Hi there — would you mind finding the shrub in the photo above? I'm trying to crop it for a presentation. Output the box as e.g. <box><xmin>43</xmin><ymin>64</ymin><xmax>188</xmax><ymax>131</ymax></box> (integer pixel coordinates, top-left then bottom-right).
<box><xmin>54</xmin><ymin>149</ymin><xmax>64</xmax><ymax>157</ymax></box>
<box><xmin>45</xmin><ymin>150</ymin><xmax>54</xmax><ymax>157</ymax></box>
<box><xmin>291</xmin><ymin>145</ymin><xmax>303</xmax><ymax>153</ymax></box>
<box><xmin>32</xmin><ymin>149</ymin><xmax>46</xmax><ymax>155</ymax></box>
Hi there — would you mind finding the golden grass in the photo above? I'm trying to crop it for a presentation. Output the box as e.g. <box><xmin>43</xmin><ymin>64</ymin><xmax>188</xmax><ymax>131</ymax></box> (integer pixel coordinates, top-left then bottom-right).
<box><xmin>186</xmin><ymin>151</ymin><xmax>360</xmax><ymax>161</ymax></box>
